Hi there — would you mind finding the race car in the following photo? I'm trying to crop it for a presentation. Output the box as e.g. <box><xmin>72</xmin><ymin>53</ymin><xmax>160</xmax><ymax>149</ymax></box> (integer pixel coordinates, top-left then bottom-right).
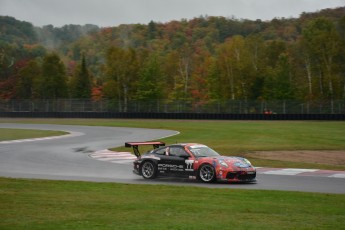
<box><xmin>126</xmin><ymin>141</ymin><xmax>256</xmax><ymax>183</ymax></box>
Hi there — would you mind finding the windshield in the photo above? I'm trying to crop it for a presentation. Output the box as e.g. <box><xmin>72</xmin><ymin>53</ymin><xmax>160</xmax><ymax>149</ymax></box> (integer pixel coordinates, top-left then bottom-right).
<box><xmin>188</xmin><ymin>145</ymin><xmax>220</xmax><ymax>157</ymax></box>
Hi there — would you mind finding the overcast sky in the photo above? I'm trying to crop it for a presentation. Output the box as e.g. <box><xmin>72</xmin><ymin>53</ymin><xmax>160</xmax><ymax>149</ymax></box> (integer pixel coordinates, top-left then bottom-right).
<box><xmin>1</xmin><ymin>0</ymin><xmax>344</xmax><ymax>27</ymax></box>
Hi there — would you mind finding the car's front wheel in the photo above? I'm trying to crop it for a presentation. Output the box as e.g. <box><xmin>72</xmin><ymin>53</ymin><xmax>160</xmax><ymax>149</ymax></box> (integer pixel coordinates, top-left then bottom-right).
<box><xmin>198</xmin><ymin>164</ymin><xmax>216</xmax><ymax>183</ymax></box>
<box><xmin>140</xmin><ymin>161</ymin><xmax>157</xmax><ymax>179</ymax></box>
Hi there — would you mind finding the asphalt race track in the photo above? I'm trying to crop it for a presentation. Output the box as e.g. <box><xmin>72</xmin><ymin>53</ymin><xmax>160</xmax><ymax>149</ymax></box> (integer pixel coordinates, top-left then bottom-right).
<box><xmin>1</xmin><ymin>123</ymin><xmax>344</xmax><ymax>194</ymax></box>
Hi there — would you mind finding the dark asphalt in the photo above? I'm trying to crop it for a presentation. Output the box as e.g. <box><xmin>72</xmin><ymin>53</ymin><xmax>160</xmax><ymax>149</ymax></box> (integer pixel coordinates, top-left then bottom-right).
<box><xmin>1</xmin><ymin>123</ymin><xmax>344</xmax><ymax>194</ymax></box>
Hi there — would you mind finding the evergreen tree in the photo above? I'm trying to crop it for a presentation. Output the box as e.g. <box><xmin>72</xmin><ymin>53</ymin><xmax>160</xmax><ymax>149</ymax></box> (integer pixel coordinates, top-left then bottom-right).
<box><xmin>70</xmin><ymin>55</ymin><xmax>91</xmax><ymax>98</ymax></box>
<box><xmin>147</xmin><ymin>20</ymin><xmax>157</xmax><ymax>40</ymax></box>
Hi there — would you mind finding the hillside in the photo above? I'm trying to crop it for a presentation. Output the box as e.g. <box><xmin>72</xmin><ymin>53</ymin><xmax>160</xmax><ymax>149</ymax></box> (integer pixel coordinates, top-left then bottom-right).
<box><xmin>0</xmin><ymin>7</ymin><xmax>344</xmax><ymax>104</ymax></box>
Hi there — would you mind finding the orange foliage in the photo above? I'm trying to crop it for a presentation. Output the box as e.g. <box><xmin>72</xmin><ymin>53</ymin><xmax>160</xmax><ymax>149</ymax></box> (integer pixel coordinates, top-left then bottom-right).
<box><xmin>91</xmin><ymin>86</ymin><xmax>103</xmax><ymax>101</ymax></box>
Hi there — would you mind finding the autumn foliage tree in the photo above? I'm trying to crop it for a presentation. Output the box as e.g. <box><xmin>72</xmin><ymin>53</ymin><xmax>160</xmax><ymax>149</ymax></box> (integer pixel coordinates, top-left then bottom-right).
<box><xmin>15</xmin><ymin>60</ymin><xmax>41</xmax><ymax>99</ymax></box>
<box><xmin>302</xmin><ymin>17</ymin><xmax>342</xmax><ymax>99</ymax></box>
<box><xmin>103</xmin><ymin>47</ymin><xmax>139</xmax><ymax>111</ymax></box>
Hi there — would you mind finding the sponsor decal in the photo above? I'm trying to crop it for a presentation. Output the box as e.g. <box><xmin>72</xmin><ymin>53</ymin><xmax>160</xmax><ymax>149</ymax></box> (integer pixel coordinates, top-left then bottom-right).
<box><xmin>158</xmin><ymin>164</ymin><xmax>184</xmax><ymax>172</ymax></box>
<box><xmin>185</xmin><ymin>160</ymin><xmax>194</xmax><ymax>171</ymax></box>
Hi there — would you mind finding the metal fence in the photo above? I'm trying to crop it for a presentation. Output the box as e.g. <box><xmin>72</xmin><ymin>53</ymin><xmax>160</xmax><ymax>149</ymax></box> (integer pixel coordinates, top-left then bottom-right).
<box><xmin>0</xmin><ymin>99</ymin><xmax>344</xmax><ymax>114</ymax></box>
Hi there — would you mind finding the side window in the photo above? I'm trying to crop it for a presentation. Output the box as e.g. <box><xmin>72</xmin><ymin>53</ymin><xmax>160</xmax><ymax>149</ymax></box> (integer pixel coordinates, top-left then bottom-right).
<box><xmin>170</xmin><ymin>147</ymin><xmax>188</xmax><ymax>157</ymax></box>
<box><xmin>155</xmin><ymin>146</ymin><xmax>168</xmax><ymax>155</ymax></box>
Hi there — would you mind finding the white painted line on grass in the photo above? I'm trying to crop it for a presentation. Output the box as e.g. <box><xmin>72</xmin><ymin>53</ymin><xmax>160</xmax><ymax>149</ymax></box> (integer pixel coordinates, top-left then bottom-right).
<box><xmin>0</xmin><ymin>131</ymin><xmax>84</xmax><ymax>144</ymax></box>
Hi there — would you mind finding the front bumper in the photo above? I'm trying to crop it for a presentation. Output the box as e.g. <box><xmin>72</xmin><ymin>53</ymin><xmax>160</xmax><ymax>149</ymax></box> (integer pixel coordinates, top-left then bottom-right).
<box><xmin>217</xmin><ymin>170</ymin><xmax>256</xmax><ymax>182</ymax></box>
<box><xmin>226</xmin><ymin>171</ymin><xmax>256</xmax><ymax>181</ymax></box>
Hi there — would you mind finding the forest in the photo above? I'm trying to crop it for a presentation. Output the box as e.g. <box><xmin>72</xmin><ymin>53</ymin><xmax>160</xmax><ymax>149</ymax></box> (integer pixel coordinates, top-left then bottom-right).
<box><xmin>1</xmin><ymin>7</ymin><xmax>345</xmax><ymax>112</ymax></box>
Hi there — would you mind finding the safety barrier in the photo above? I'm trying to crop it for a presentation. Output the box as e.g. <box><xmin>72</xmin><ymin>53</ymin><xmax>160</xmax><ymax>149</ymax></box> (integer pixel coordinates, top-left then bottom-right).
<box><xmin>1</xmin><ymin>99</ymin><xmax>344</xmax><ymax>114</ymax></box>
<box><xmin>0</xmin><ymin>112</ymin><xmax>344</xmax><ymax>120</ymax></box>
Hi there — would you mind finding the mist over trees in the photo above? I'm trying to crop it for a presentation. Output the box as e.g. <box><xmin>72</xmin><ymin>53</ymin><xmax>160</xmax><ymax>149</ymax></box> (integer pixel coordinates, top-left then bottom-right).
<box><xmin>1</xmin><ymin>7</ymin><xmax>345</xmax><ymax>109</ymax></box>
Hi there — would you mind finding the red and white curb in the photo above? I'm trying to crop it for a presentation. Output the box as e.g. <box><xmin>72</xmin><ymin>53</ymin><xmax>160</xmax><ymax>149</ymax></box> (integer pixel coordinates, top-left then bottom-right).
<box><xmin>90</xmin><ymin>151</ymin><xmax>345</xmax><ymax>178</ymax></box>
<box><xmin>89</xmin><ymin>149</ymin><xmax>137</xmax><ymax>164</ymax></box>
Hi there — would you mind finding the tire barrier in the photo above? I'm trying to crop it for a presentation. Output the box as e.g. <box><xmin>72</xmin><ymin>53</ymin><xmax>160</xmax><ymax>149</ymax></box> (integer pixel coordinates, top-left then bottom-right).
<box><xmin>0</xmin><ymin>112</ymin><xmax>344</xmax><ymax>120</ymax></box>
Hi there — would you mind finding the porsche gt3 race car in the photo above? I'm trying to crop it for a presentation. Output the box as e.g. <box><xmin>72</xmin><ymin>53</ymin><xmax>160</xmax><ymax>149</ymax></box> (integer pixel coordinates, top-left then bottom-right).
<box><xmin>126</xmin><ymin>141</ymin><xmax>256</xmax><ymax>183</ymax></box>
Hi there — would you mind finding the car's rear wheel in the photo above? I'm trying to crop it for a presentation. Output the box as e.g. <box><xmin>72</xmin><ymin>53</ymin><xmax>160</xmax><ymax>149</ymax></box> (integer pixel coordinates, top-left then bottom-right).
<box><xmin>141</xmin><ymin>161</ymin><xmax>157</xmax><ymax>179</ymax></box>
<box><xmin>198</xmin><ymin>164</ymin><xmax>216</xmax><ymax>183</ymax></box>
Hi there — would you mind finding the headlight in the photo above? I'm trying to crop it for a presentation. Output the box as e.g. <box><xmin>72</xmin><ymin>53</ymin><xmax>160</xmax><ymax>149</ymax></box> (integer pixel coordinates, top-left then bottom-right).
<box><xmin>218</xmin><ymin>159</ymin><xmax>228</xmax><ymax>168</ymax></box>
<box><xmin>243</xmin><ymin>158</ymin><xmax>252</xmax><ymax>166</ymax></box>
<box><xmin>234</xmin><ymin>158</ymin><xmax>252</xmax><ymax>168</ymax></box>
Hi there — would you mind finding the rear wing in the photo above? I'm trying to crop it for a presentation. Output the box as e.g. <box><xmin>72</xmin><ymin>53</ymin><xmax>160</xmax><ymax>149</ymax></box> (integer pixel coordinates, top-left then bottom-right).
<box><xmin>125</xmin><ymin>141</ymin><xmax>165</xmax><ymax>157</ymax></box>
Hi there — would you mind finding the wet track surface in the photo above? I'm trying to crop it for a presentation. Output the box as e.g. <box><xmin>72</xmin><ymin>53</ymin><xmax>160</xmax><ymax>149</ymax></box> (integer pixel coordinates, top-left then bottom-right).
<box><xmin>1</xmin><ymin>123</ymin><xmax>344</xmax><ymax>194</ymax></box>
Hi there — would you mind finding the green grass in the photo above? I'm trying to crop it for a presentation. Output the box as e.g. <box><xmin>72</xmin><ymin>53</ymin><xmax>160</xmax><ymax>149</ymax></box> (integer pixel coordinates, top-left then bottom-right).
<box><xmin>1</xmin><ymin>118</ymin><xmax>345</xmax><ymax>170</ymax></box>
<box><xmin>0</xmin><ymin>128</ymin><xmax>67</xmax><ymax>141</ymax></box>
<box><xmin>1</xmin><ymin>177</ymin><xmax>344</xmax><ymax>230</ymax></box>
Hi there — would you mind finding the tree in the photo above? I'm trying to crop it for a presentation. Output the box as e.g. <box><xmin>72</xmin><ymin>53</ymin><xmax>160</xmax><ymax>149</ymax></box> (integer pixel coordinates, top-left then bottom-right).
<box><xmin>163</xmin><ymin>48</ymin><xmax>192</xmax><ymax>101</ymax></box>
<box><xmin>337</xmin><ymin>16</ymin><xmax>345</xmax><ymax>99</ymax></box>
<box><xmin>69</xmin><ymin>54</ymin><xmax>92</xmax><ymax>98</ymax></box>
<box><xmin>136</xmin><ymin>54</ymin><xmax>163</xmax><ymax>100</ymax></box>
<box><xmin>263</xmin><ymin>53</ymin><xmax>295</xmax><ymax>100</ymax></box>
<box><xmin>245</xmin><ymin>34</ymin><xmax>266</xmax><ymax>100</ymax></box>
<box><xmin>207</xmin><ymin>58</ymin><xmax>222</xmax><ymax>100</ymax></box>
<box><xmin>38</xmin><ymin>53</ymin><xmax>68</xmax><ymax>99</ymax></box>
<box><xmin>215</xmin><ymin>35</ymin><xmax>251</xmax><ymax>100</ymax></box>
<box><xmin>302</xmin><ymin>17</ymin><xmax>342</xmax><ymax>99</ymax></box>
<box><xmin>104</xmin><ymin>47</ymin><xmax>139</xmax><ymax>111</ymax></box>
<box><xmin>15</xmin><ymin>59</ymin><xmax>40</xmax><ymax>99</ymax></box>
<box><xmin>177</xmin><ymin>44</ymin><xmax>193</xmax><ymax>99</ymax></box>
<box><xmin>147</xmin><ymin>20</ymin><xmax>157</xmax><ymax>40</ymax></box>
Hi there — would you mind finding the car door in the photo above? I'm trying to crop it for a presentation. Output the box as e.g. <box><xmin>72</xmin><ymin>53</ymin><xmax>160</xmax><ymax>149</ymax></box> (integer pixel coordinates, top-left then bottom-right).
<box><xmin>167</xmin><ymin>146</ymin><xmax>193</xmax><ymax>177</ymax></box>
<box><xmin>154</xmin><ymin>146</ymin><xmax>172</xmax><ymax>175</ymax></box>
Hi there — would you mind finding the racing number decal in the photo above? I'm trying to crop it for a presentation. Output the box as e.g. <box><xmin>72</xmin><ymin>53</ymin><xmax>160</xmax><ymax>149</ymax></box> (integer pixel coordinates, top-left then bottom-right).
<box><xmin>185</xmin><ymin>160</ymin><xmax>194</xmax><ymax>171</ymax></box>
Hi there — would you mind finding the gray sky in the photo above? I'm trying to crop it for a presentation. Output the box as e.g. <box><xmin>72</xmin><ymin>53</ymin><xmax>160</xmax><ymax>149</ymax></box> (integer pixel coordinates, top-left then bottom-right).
<box><xmin>1</xmin><ymin>0</ymin><xmax>344</xmax><ymax>27</ymax></box>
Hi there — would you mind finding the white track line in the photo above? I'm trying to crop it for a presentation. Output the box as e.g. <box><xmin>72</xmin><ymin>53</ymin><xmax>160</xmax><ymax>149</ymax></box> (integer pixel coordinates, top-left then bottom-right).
<box><xmin>0</xmin><ymin>131</ymin><xmax>84</xmax><ymax>144</ymax></box>
<box><xmin>329</xmin><ymin>174</ymin><xmax>345</xmax><ymax>178</ymax></box>
<box><xmin>262</xmin><ymin>168</ymin><xmax>318</xmax><ymax>175</ymax></box>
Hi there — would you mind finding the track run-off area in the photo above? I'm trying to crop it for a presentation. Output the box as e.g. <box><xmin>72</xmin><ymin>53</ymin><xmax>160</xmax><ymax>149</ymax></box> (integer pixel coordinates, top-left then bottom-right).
<box><xmin>0</xmin><ymin>123</ymin><xmax>344</xmax><ymax>194</ymax></box>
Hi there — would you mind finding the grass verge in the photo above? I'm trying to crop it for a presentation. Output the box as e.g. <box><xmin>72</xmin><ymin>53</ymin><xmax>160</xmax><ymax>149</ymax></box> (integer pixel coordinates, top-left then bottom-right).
<box><xmin>0</xmin><ymin>128</ymin><xmax>67</xmax><ymax>141</ymax></box>
<box><xmin>1</xmin><ymin>177</ymin><xmax>344</xmax><ymax>230</ymax></box>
